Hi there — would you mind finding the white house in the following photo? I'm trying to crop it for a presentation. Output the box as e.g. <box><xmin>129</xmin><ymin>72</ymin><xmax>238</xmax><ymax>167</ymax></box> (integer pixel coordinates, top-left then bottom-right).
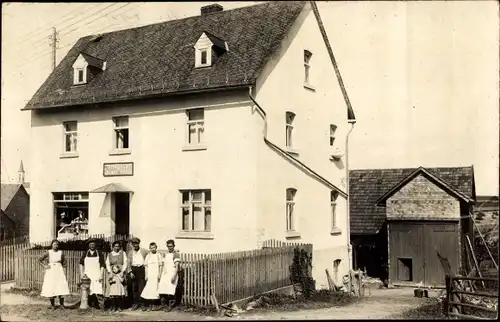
<box><xmin>23</xmin><ymin>1</ymin><xmax>356</xmax><ymax>288</ymax></box>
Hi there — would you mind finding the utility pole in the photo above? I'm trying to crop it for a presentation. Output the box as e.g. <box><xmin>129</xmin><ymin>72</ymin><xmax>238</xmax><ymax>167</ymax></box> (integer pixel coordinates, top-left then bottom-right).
<box><xmin>48</xmin><ymin>27</ymin><xmax>59</xmax><ymax>70</ymax></box>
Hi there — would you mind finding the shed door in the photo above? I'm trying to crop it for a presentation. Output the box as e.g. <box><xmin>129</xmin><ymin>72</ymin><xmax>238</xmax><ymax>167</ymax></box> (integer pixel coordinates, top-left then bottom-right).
<box><xmin>423</xmin><ymin>222</ymin><xmax>459</xmax><ymax>287</ymax></box>
<box><xmin>389</xmin><ymin>222</ymin><xmax>459</xmax><ymax>287</ymax></box>
<box><xmin>389</xmin><ymin>223</ymin><xmax>425</xmax><ymax>285</ymax></box>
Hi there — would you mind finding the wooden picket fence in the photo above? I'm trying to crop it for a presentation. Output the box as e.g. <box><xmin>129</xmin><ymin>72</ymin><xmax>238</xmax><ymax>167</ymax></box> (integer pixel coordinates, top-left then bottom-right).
<box><xmin>0</xmin><ymin>236</ymin><xmax>30</xmax><ymax>281</ymax></box>
<box><xmin>1</xmin><ymin>234</ymin><xmax>131</xmax><ymax>282</ymax></box>
<box><xmin>13</xmin><ymin>238</ymin><xmax>312</xmax><ymax>307</ymax></box>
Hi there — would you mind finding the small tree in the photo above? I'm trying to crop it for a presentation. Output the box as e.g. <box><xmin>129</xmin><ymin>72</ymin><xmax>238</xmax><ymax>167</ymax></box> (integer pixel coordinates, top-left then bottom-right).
<box><xmin>476</xmin><ymin>212</ymin><xmax>485</xmax><ymax>221</ymax></box>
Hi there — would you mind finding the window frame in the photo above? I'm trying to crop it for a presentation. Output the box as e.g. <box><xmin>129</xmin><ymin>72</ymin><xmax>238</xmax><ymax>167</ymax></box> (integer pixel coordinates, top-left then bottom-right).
<box><xmin>286</xmin><ymin>188</ymin><xmax>297</xmax><ymax>232</ymax></box>
<box><xmin>73</xmin><ymin>67</ymin><xmax>87</xmax><ymax>85</ymax></box>
<box><xmin>112</xmin><ymin>116</ymin><xmax>130</xmax><ymax>150</ymax></box>
<box><xmin>62</xmin><ymin>121</ymin><xmax>78</xmax><ymax>153</ymax></box>
<box><xmin>285</xmin><ymin>112</ymin><xmax>295</xmax><ymax>148</ymax></box>
<box><xmin>180</xmin><ymin>189</ymin><xmax>212</xmax><ymax>233</ymax></box>
<box><xmin>304</xmin><ymin>50</ymin><xmax>312</xmax><ymax>85</ymax></box>
<box><xmin>330</xmin><ymin>124</ymin><xmax>337</xmax><ymax>146</ymax></box>
<box><xmin>186</xmin><ymin>108</ymin><xmax>205</xmax><ymax>146</ymax></box>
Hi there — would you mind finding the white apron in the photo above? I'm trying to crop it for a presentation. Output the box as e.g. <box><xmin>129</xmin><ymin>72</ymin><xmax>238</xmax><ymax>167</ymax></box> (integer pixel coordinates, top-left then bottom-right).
<box><xmin>40</xmin><ymin>250</ymin><xmax>70</xmax><ymax>298</ymax></box>
<box><xmin>158</xmin><ymin>252</ymin><xmax>178</xmax><ymax>295</ymax></box>
<box><xmin>84</xmin><ymin>252</ymin><xmax>103</xmax><ymax>295</ymax></box>
<box><xmin>141</xmin><ymin>253</ymin><xmax>161</xmax><ymax>300</ymax></box>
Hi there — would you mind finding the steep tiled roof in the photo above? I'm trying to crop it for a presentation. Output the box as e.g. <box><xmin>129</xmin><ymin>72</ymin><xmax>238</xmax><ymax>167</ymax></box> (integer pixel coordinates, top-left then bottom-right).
<box><xmin>23</xmin><ymin>1</ymin><xmax>306</xmax><ymax>111</ymax></box>
<box><xmin>349</xmin><ymin>166</ymin><xmax>475</xmax><ymax>235</ymax></box>
<box><xmin>1</xmin><ymin>183</ymin><xmax>21</xmax><ymax>211</ymax></box>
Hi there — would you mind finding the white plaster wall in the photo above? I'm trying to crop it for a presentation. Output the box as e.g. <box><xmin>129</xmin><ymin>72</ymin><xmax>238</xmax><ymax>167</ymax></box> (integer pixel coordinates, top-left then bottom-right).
<box><xmin>251</xmin><ymin>3</ymin><xmax>351</xmax><ymax>287</ymax></box>
<box><xmin>29</xmin><ymin>91</ymin><xmax>259</xmax><ymax>253</ymax></box>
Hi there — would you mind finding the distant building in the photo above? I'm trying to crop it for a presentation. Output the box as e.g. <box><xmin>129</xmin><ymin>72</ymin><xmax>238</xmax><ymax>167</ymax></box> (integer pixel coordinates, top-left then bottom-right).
<box><xmin>349</xmin><ymin>166</ymin><xmax>476</xmax><ymax>287</ymax></box>
<box><xmin>474</xmin><ymin>195</ymin><xmax>499</xmax><ymax>216</ymax></box>
<box><xmin>1</xmin><ymin>183</ymin><xmax>30</xmax><ymax>240</ymax></box>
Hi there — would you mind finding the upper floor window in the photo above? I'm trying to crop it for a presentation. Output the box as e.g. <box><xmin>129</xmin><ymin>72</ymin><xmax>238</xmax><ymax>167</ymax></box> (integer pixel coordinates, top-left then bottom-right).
<box><xmin>331</xmin><ymin>191</ymin><xmax>339</xmax><ymax>228</ymax></box>
<box><xmin>285</xmin><ymin>112</ymin><xmax>295</xmax><ymax>148</ymax></box>
<box><xmin>63</xmin><ymin>121</ymin><xmax>78</xmax><ymax>153</ymax></box>
<box><xmin>330</xmin><ymin>124</ymin><xmax>337</xmax><ymax>146</ymax></box>
<box><xmin>286</xmin><ymin>188</ymin><xmax>297</xmax><ymax>232</ymax></box>
<box><xmin>180</xmin><ymin>190</ymin><xmax>211</xmax><ymax>232</ymax></box>
<box><xmin>113</xmin><ymin>116</ymin><xmax>129</xmax><ymax>149</ymax></box>
<box><xmin>304</xmin><ymin>50</ymin><xmax>312</xmax><ymax>85</ymax></box>
<box><xmin>187</xmin><ymin>109</ymin><xmax>205</xmax><ymax>145</ymax></box>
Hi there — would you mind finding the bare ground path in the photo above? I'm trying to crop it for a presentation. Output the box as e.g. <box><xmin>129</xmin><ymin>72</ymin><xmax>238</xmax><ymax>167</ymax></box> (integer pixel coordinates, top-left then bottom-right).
<box><xmin>1</xmin><ymin>285</ymin><xmax>442</xmax><ymax>321</ymax></box>
<box><xmin>229</xmin><ymin>287</ymin><xmax>443</xmax><ymax>320</ymax></box>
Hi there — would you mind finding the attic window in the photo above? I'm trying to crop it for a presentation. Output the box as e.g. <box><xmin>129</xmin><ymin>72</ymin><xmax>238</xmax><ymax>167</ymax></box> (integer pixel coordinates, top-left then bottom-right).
<box><xmin>194</xmin><ymin>32</ymin><xmax>227</xmax><ymax>68</ymax></box>
<box><xmin>77</xmin><ymin>69</ymin><xmax>84</xmax><ymax>83</ymax></box>
<box><xmin>74</xmin><ymin>67</ymin><xmax>87</xmax><ymax>85</ymax></box>
<box><xmin>201</xmin><ymin>49</ymin><xmax>208</xmax><ymax>65</ymax></box>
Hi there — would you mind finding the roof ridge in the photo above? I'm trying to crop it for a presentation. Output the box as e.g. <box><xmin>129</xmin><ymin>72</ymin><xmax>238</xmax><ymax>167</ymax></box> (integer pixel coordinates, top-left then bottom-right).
<box><xmin>89</xmin><ymin>2</ymin><xmax>274</xmax><ymax>39</ymax></box>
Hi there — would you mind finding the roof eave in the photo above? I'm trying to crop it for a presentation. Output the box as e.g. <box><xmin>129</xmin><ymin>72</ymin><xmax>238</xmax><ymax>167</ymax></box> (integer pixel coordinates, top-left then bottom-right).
<box><xmin>22</xmin><ymin>82</ymin><xmax>255</xmax><ymax>111</ymax></box>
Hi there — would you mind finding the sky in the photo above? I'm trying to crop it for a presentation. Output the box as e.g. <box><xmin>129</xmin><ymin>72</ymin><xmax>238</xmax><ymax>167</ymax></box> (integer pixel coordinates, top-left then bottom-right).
<box><xmin>1</xmin><ymin>1</ymin><xmax>499</xmax><ymax>195</ymax></box>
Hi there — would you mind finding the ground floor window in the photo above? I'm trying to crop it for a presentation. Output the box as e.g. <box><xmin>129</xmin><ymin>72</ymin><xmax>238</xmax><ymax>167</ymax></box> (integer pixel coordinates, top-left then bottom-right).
<box><xmin>180</xmin><ymin>190</ymin><xmax>211</xmax><ymax>232</ymax></box>
<box><xmin>53</xmin><ymin>192</ymin><xmax>89</xmax><ymax>237</ymax></box>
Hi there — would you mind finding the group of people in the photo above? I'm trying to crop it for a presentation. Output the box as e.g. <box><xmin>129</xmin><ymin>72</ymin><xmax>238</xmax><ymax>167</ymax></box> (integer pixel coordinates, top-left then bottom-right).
<box><xmin>38</xmin><ymin>237</ymin><xmax>181</xmax><ymax>312</ymax></box>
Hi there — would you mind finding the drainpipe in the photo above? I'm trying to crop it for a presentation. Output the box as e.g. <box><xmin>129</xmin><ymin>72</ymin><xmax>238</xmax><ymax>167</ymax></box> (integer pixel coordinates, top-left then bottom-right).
<box><xmin>345</xmin><ymin>119</ymin><xmax>356</xmax><ymax>294</ymax></box>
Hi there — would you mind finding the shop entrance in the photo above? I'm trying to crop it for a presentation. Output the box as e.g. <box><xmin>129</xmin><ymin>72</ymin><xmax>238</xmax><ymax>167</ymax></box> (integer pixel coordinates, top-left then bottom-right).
<box><xmin>114</xmin><ymin>192</ymin><xmax>130</xmax><ymax>235</ymax></box>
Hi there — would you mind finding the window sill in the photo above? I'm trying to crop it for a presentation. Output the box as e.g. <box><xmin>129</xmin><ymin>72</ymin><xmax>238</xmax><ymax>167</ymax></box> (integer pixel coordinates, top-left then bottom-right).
<box><xmin>285</xmin><ymin>148</ymin><xmax>300</xmax><ymax>157</ymax></box>
<box><xmin>176</xmin><ymin>231</ymin><xmax>214</xmax><ymax>240</ymax></box>
<box><xmin>60</xmin><ymin>152</ymin><xmax>79</xmax><ymax>159</ymax></box>
<box><xmin>72</xmin><ymin>82</ymin><xmax>87</xmax><ymax>87</ymax></box>
<box><xmin>285</xmin><ymin>231</ymin><xmax>301</xmax><ymax>239</ymax></box>
<box><xmin>330</xmin><ymin>227</ymin><xmax>342</xmax><ymax>235</ymax></box>
<box><xmin>109</xmin><ymin>149</ymin><xmax>132</xmax><ymax>156</ymax></box>
<box><xmin>303</xmin><ymin>83</ymin><xmax>316</xmax><ymax>92</ymax></box>
<box><xmin>182</xmin><ymin>145</ymin><xmax>208</xmax><ymax>152</ymax></box>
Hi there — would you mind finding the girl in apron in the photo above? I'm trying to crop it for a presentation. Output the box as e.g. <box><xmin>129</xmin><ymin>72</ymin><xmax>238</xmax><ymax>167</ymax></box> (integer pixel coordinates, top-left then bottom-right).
<box><xmin>140</xmin><ymin>242</ymin><xmax>163</xmax><ymax>311</ymax></box>
<box><xmin>105</xmin><ymin>241</ymin><xmax>128</xmax><ymax>310</ymax></box>
<box><xmin>39</xmin><ymin>239</ymin><xmax>70</xmax><ymax>309</ymax></box>
<box><xmin>158</xmin><ymin>239</ymin><xmax>180</xmax><ymax>311</ymax></box>
<box><xmin>79</xmin><ymin>239</ymin><xmax>105</xmax><ymax>309</ymax></box>
<box><xmin>108</xmin><ymin>265</ymin><xmax>126</xmax><ymax>311</ymax></box>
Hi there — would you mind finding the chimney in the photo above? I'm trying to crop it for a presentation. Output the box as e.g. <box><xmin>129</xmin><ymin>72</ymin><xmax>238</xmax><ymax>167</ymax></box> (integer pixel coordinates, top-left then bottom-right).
<box><xmin>201</xmin><ymin>4</ymin><xmax>223</xmax><ymax>15</ymax></box>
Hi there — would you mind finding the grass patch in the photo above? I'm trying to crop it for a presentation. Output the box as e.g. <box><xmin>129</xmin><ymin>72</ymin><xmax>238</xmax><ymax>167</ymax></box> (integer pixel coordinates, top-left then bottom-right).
<box><xmin>389</xmin><ymin>298</ymin><xmax>498</xmax><ymax>320</ymax></box>
<box><xmin>245</xmin><ymin>289</ymin><xmax>358</xmax><ymax>313</ymax></box>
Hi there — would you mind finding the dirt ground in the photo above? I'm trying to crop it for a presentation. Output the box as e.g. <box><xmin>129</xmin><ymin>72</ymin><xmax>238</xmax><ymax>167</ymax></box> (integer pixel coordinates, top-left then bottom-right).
<box><xmin>0</xmin><ymin>284</ymin><xmax>442</xmax><ymax>321</ymax></box>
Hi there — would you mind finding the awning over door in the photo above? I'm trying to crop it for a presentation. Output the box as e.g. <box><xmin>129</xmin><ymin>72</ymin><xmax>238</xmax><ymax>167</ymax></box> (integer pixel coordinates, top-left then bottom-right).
<box><xmin>90</xmin><ymin>183</ymin><xmax>133</xmax><ymax>193</ymax></box>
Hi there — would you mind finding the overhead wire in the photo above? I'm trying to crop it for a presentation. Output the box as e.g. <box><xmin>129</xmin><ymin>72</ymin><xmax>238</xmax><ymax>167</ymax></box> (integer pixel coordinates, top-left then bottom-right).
<box><xmin>14</xmin><ymin>3</ymin><xmax>104</xmax><ymax>44</ymax></box>
<box><xmin>14</xmin><ymin>3</ymin><xmax>143</xmax><ymax>70</ymax></box>
<box><xmin>22</xmin><ymin>3</ymin><xmax>121</xmax><ymax>50</ymax></box>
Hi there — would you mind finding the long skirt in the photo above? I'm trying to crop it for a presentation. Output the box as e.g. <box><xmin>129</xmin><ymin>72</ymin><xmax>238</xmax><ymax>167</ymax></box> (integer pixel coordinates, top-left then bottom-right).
<box><xmin>40</xmin><ymin>263</ymin><xmax>70</xmax><ymax>298</ymax></box>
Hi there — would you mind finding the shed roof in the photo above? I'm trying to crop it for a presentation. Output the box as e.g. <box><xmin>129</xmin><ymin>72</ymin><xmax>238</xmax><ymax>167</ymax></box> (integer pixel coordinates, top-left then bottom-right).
<box><xmin>349</xmin><ymin>166</ymin><xmax>476</xmax><ymax>235</ymax></box>
<box><xmin>23</xmin><ymin>1</ymin><xmax>306</xmax><ymax>111</ymax></box>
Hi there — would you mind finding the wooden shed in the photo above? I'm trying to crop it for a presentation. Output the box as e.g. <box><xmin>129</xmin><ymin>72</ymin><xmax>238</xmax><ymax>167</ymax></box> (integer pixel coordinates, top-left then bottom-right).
<box><xmin>350</xmin><ymin>166</ymin><xmax>476</xmax><ymax>287</ymax></box>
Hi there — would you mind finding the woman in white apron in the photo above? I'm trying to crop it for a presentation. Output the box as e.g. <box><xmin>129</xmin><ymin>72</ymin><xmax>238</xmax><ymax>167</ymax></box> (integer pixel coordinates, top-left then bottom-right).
<box><xmin>39</xmin><ymin>239</ymin><xmax>70</xmax><ymax>309</ymax></box>
<box><xmin>158</xmin><ymin>239</ymin><xmax>180</xmax><ymax>311</ymax></box>
<box><xmin>79</xmin><ymin>239</ymin><xmax>105</xmax><ymax>309</ymax></box>
<box><xmin>141</xmin><ymin>242</ymin><xmax>163</xmax><ymax>311</ymax></box>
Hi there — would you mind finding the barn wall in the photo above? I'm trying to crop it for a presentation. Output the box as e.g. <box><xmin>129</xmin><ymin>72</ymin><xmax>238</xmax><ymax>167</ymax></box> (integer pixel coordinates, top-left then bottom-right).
<box><xmin>386</xmin><ymin>174</ymin><xmax>460</xmax><ymax>220</ymax></box>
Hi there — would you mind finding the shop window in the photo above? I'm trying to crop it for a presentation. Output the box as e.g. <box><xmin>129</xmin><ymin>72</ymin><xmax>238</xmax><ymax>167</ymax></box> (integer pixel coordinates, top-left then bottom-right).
<box><xmin>53</xmin><ymin>192</ymin><xmax>89</xmax><ymax>238</ymax></box>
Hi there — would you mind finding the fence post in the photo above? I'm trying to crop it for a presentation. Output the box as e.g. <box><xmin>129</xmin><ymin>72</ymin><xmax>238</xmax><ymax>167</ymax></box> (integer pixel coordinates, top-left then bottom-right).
<box><xmin>444</xmin><ymin>275</ymin><xmax>451</xmax><ymax>317</ymax></box>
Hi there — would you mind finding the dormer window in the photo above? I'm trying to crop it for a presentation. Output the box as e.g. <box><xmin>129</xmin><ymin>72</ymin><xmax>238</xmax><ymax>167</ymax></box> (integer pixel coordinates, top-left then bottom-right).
<box><xmin>72</xmin><ymin>52</ymin><xmax>106</xmax><ymax>85</ymax></box>
<box><xmin>194</xmin><ymin>31</ymin><xmax>228</xmax><ymax>68</ymax></box>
